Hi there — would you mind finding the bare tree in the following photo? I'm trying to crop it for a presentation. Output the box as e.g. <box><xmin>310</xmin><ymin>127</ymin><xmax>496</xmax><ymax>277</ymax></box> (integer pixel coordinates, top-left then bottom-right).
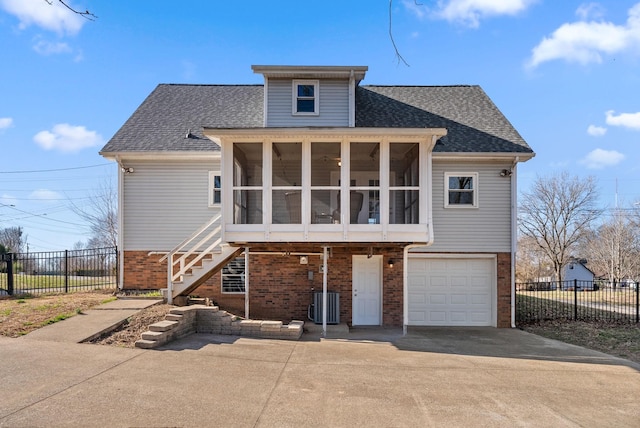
<box><xmin>584</xmin><ymin>207</ymin><xmax>640</xmax><ymax>285</ymax></box>
<box><xmin>69</xmin><ymin>181</ymin><xmax>117</xmax><ymax>248</ymax></box>
<box><xmin>516</xmin><ymin>235</ymin><xmax>552</xmax><ymax>283</ymax></box>
<box><xmin>518</xmin><ymin>172</ymin><xmax>601</xmax><ymax>285</ymax></box>
<box><xmin>0</xmin><ymin>226</ymin><xmax>26</xmax><ymax>253</ymax></box>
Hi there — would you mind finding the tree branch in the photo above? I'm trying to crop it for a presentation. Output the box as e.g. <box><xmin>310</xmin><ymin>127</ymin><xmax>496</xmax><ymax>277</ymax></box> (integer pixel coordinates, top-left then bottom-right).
<box><xmin>44</xmin><ymin>0</ymin><xmax>97</xmax><ymax>21</ymax></box>
<box><xmin>389</xmin><ymin>0</ymin><xmax>410</xmax><ymax>67</ymax></box>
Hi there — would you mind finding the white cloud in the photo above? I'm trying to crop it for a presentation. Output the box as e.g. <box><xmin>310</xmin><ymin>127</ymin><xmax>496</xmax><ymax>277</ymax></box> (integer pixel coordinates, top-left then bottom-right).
<box><xmin>33</xmin><ymin>123</ymin><xmax>103</xmax><ymax>153</ymax></box>
<box><xmin>587</xmin><ymin>124</ymin><xmax>607</xmax><ymax>136</ymax></box>
<box><xmin>579</xmin><ymin>148</ymin><xmax>625</xmax><ymax>169</ymax></box>
<box><xmin>0</xmin><ymin>0</ymin><xmax>86</xmax><ymax>35</ymax></box>
<box><xmin>0</xmin><ymin>117</ymin><xmax>13</xmax><ymax>130</ymax></box>
<box><xmin>605</xmin><ymin>110</ymin><xmax>640</xmax><ymax>130</ymax></box>
<box><xmin>433</xmin><ymin>0</ymin><xmax>537</xmax><ymax>28</ymax></box>
<box><xmin>33</xmin><ymin>39</ymin><xmax>72</xmax><ymax>55</ymax></box>
<box><xmin>527</xmin><ymin>3</ymin><xmax>640</xmax><ymax>68</ymax></box>
<box><xmin>1</xmin><ymin>194</ymin><xmax>17</xmax><ymax>206</ymax></box>
<box><xmin>30</xmin><ymin>189</ymin><xmax>62</xmax><ymax>202</ymax></box>
<box><xmin>576</xmin><ymin>3</ymin><xmax>606</xmax><ymax>21</ymax></box>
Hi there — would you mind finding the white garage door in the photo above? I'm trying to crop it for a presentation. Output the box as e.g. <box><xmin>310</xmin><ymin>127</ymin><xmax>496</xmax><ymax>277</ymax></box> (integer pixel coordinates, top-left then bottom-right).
<box><xmin>407</xmin><ymin>257</ymin><xmax>494</xmax><ymax>326</ymax></box>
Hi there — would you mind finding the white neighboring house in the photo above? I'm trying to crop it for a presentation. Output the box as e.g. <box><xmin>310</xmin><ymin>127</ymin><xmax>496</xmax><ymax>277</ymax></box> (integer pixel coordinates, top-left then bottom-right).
<box><xmin>563</xmin><ymin>260</ymin><xmax>595</xmax><ymax>290</ymax></box>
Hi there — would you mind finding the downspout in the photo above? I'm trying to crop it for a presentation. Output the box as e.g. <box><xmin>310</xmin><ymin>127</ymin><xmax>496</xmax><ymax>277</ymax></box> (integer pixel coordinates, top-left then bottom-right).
<box><xmin>115</xmin><ymin>156</ymin><xmax>125</xmax><ymax>290</ymax></box>
<box><xmin>348</xmin><ymin>69</ymin><xmax>355</xmax><ymax>127</ymax></box>
<box><xmin>403</xmin><ymin>147</ymin><xmax>436</xmax><ymax>335</ymax></box>
<box><xmin>511</xmin><ymin>157</ymin><xmax>519</xmax><ymax>328</ymax></box>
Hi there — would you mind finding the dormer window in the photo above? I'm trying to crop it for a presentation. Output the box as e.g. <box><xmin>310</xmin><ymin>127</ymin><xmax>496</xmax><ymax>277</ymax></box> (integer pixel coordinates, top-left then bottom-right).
<box><xmin>293</xmin><ymin>80</ymin><xmax>319</xmax><ymax>115</ymax></box>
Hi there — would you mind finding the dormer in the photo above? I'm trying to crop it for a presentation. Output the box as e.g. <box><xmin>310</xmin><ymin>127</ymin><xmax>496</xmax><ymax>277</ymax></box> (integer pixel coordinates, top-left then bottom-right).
<box><xmin>252</xmin><ymin>65</ymin><xmax>368</xmax><ymax>128</ymax></box>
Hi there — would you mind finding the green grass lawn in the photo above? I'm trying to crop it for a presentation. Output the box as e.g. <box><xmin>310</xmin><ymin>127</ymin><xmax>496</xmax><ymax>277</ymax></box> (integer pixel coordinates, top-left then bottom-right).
<box><xmin>1</xmin><ymin>272</ymin><xmax>116</xmax><ymax>291</ymax></box>
<box><xmin>516</xmin><ymin>293</ymin><xmax>638</xmax><ymax>324</ymax></box>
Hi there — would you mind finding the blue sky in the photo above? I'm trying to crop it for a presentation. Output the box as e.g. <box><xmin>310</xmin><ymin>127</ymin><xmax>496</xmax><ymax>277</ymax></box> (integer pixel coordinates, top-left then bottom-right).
<box><xmin>1</xmin><ymin>0</ymin><xmax>639</xmax><ymax>251</ymax></box>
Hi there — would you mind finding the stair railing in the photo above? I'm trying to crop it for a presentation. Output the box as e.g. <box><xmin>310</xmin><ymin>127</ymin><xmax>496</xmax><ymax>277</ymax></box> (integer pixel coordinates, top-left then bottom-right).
<box><xmin>159</xmin><ymin>214</ymin><xmax>222</xmax><ymax>302</ymax></box>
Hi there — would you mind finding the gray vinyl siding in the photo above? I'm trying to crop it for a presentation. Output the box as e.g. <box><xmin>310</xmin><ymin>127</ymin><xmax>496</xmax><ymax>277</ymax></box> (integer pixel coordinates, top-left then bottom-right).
<box><xmin>266</xmin><ymin>79</ymin><xmax>349</xmax><ymax>127</ymax></box>
<box><xmin>122</xmin><ymin>159</ymin><xmax>221</xmax><ymax>250</ymax></box>
<box><xmin>424</xmin><ymin>160</ymin><xmax>513</xmax><ymax>253</ymax></box>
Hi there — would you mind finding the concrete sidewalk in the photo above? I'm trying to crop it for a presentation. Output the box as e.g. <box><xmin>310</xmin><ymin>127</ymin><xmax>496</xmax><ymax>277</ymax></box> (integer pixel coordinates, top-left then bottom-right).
<box><xmin>21</xmin><ymin>298</ymin><xmax>162</xmax><ymax>343</ymax></box>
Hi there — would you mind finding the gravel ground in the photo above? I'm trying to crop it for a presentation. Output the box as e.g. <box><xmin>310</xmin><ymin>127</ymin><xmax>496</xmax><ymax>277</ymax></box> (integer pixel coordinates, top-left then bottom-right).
<box><xmin>89</xmin><ymin>303</ymin><xmax>174</xmax><ymax>347</ymax></box>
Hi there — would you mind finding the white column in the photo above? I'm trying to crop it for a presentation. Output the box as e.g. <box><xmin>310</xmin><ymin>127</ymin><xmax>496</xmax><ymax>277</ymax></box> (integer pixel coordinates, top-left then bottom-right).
<box><xmin>245</xmin><ymin>247</ymin><xmax>250</xmax><ymax>319</ymax></box>
<box><xmin>323</xmin><ymin>246</ymin><xmax>328</xmax><ymax>337</ymax></box>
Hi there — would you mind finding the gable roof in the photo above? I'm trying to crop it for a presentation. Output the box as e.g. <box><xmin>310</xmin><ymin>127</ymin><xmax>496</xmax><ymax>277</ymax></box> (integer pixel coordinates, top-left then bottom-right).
<box><xmin>101</xmin><ymin>83</ymin><xmax>532</xmax><ymax>155</ymax></box>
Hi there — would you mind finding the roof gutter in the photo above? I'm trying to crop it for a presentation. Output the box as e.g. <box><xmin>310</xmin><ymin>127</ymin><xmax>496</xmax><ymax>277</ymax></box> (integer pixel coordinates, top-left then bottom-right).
<box><xmin>100</xmin><ymin>151</ymin><xmax>221</xmax><ymax>161</ymax></box>
<box><xmin>432</xmin><ymin>152</ymin><xmax>535</xmax><ymax>161</ymax></box>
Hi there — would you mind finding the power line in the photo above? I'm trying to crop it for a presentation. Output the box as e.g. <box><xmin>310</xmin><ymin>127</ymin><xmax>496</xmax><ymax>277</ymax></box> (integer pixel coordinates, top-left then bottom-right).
<box><xmin>0</xmin><ymin>163</ymin><xmax>111</xmax><ymax>174</ymax></box>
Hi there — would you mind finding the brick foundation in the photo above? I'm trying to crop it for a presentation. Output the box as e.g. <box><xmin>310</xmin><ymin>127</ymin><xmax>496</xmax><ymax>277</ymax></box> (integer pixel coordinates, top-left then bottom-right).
<box><xmin>122</xmin><ymin>249</ymin><xmax>513</xmax><ymax>328</ymax></box>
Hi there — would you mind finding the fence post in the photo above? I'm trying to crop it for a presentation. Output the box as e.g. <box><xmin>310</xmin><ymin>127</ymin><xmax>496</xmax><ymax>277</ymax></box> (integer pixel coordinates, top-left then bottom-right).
<box><xmin>574</xmin><ymin>279</ymin><xmax>578</xmax><ymax>320</ymax></box>
<box><xmin>6</xmin><ymin>253</ymin><xmax>14</xmax><ymax>295</ymax></box>
<box><xmin>64</xmin><ymin>250</ymin><xmax>69</xmax><ymax>293</ymax></box>
<box><xmin>636</xmin><ymin>281</ymin><xmax>640</xmax><ymax>324</ymax></box>
<box><xmin>115</xmin><ymin>246</ymin><xmax>119</xmax><ymax>289</ymax></box>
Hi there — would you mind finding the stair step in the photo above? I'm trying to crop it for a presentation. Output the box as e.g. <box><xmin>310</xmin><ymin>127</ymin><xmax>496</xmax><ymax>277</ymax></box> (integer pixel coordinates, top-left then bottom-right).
<box><xmin>135</xmin><ymin>339</ymin><xmax>156</xmax><ymax>349</ymax></box>
<box><xmin>141</xmin><ymin>331</ymin><xmax>164</xmax><ymax>341</ymax></box>
<box><xmin>149</xmin><ymin>320</ymin><xmax>178</xmax><ymax>332</ymax></box>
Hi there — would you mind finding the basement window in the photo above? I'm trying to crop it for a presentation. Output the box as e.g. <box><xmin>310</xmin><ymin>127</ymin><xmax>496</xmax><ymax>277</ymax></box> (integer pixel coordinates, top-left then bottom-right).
<box><xmin>221</xmin><ymin>256</ymin><xmax>245</xmax><ymax>294</ymax></box>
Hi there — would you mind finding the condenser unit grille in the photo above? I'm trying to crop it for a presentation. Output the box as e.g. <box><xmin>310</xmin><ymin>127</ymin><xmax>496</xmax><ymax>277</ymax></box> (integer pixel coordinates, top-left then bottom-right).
<box><xmin>313</xmin><ymin>292</ymin><xmax>340</xmax><ymax>324</ymax></box>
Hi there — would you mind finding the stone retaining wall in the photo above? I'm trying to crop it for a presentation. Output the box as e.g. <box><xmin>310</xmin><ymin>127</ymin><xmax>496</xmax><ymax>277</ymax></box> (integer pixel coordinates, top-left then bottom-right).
<box><xmin>135</xmin><ymin>305</ymin><xmax>304</xmax><ymax>349</ymax></box>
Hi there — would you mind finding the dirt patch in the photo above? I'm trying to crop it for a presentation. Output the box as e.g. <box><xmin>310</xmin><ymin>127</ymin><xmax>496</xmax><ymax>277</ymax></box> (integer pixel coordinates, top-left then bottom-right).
<box><xmin>0</xmin><ymin>291</ymin><xmax>115</xmax><ymax>338</ymax></box>
<box><xmin>521</xmin><ymin>321</ymin><xmax>640</xmax><ymax>364</ymax></box>
<box><xmin>90</xmin><ymin>303</ymin><xmax>174</xmax><ymax>347</ymax></box>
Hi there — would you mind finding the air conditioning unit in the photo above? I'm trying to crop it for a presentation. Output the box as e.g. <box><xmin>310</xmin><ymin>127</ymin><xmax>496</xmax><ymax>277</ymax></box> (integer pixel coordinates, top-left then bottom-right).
<box><xmin>309</xmin><ymin>292</ymin><xmax>340</xmax><ymax>324</ymax></box>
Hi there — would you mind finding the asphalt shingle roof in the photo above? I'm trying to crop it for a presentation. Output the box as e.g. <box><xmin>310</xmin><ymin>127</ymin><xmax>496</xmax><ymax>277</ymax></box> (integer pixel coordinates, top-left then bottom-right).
<box><xmin>101</xmin><ymin>84</ymin><xmax>264</xmax><ymax>153</ymax></box>
<box><xmin>101</xmin><ymin>83</ymin><xmax>532</xmax><ymax>154</ymax></box>
<box><xmin>357</xmin><ymin>85</ymin><xmax>531</xmax><ymax>153</ymax></box>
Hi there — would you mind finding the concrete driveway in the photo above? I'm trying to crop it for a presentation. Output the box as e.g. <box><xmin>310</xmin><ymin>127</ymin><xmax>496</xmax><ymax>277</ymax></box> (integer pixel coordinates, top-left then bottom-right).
<box><xmin>0</xmin><ymin>327</ymin><xmax>638</xmax><ymax>427</ymax></box>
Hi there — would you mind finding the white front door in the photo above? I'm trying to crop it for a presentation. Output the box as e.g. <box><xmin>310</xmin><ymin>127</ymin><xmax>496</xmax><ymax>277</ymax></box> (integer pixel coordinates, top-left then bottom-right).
<box><xmin>352</xmin><ymin>255</ymin><xmax>382</xmax><ymax>325</ymax></box>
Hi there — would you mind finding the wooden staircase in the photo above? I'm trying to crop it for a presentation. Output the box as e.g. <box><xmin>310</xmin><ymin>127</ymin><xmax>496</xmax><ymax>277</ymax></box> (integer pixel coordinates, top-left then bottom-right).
<box><xmin>159</xmin><ymin>214</ymin><xmax>243</xmax><ymax>303</ymax></box>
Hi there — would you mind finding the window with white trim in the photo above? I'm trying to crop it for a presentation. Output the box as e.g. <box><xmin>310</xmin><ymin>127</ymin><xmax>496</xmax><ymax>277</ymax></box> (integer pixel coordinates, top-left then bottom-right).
<box><xmin>445</xmin><ymin>172</ymin><xmax>478</xmax><ymax>208</ymax></box>
<box><xmin>292</xmin><ymin>80</ymin><xmax>319</xmax><ymax>115</ymax></box>
<box><xmin>208</xmin><ymin>171</ymin><xmax>221</xmax><ymax>207</ymax></box>
<box><xmin>221</xmin><ymin>256</ymin><xmax>245</xmax><ymax>293</ymax></box>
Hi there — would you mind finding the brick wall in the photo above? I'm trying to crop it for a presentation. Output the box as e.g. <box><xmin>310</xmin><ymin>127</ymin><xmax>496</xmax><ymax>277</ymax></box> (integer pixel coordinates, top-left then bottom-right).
<box><xmin>496</xmin><ymin>252</ymin><xmax>512</xmax><ymax>328</ymax></box>
<box><xmin>122</xmin><ymin>249</ymin><xmax>513</xmax><ymax>328</ymax></box>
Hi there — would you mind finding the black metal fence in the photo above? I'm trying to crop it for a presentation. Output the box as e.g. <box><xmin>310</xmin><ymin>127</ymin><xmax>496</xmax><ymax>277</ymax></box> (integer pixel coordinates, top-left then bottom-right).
<box><xmin>516</xmin><ymin>279</ymin><xmax>640</xmax><ymax>325</ymax></box>
<box><xmin>0</xmin><ymin>247</ymin><xmax>118</xmax><ymax>296</ymax></box>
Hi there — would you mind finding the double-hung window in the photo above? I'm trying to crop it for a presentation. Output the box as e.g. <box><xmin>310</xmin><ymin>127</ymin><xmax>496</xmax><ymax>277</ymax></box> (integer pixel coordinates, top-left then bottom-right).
<box><xmin>208</xmin><ymin>171</ymin><xmax>221</xmax><ymax>207</ymax></box>
<box><xmin>445</xmin><ymin>172</ymin><xmax>478</xmax><ymax>208</ymax></box>
<box><xmin>292</xmin><ymin>80</ymin><xmax>319</xmax><ymax>115</ymax></box>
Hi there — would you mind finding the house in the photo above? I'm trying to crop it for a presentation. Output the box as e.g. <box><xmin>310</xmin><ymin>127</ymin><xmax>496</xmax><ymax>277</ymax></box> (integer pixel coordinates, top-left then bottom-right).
<box><xmin>100</xmin><ymin>65</ymin><xmax>534</xmax><ymax>331</ymax></box>
<box><xmin>563</xmin><ymin>259</ymin><xmax>595</xmax><ymax>290</ymax></box>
